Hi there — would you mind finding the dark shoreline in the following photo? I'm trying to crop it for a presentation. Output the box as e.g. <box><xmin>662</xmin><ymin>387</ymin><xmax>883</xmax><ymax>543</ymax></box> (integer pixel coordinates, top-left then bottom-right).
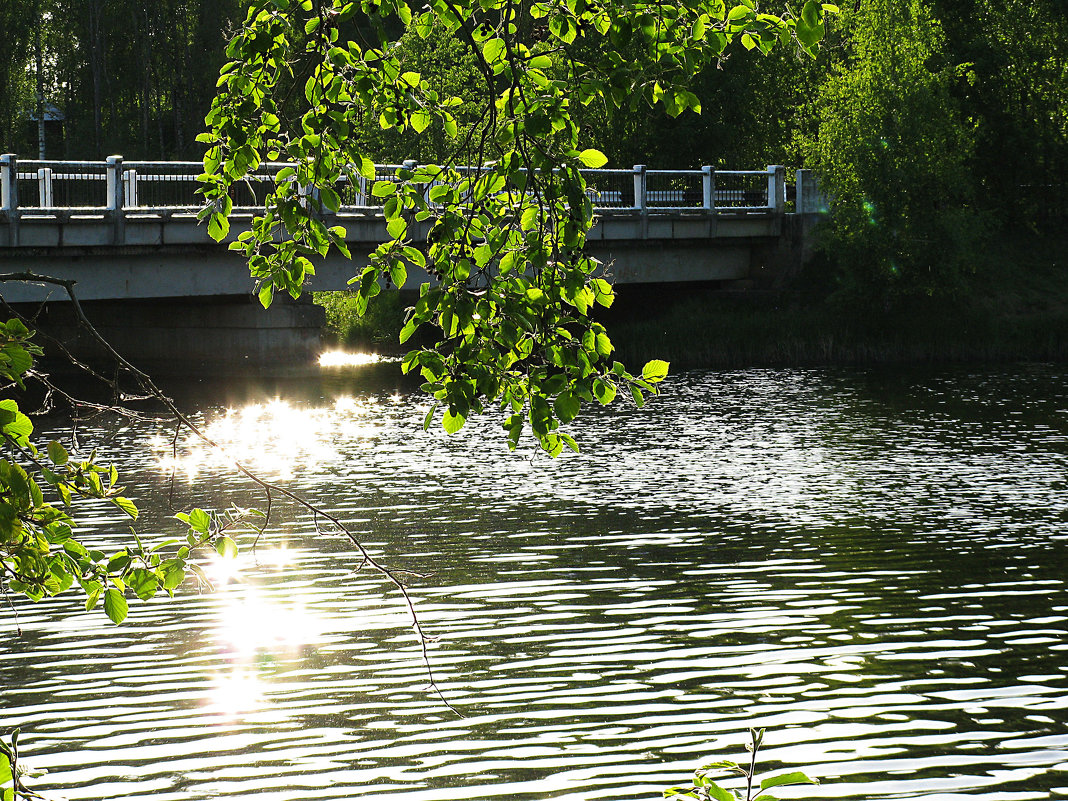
<box><xmin>313</xmin><ymin>228</ymin><xmax>1068</xmax><ymax>370</ymax></box>
<box><xmin>604</xmin><ymin>229</ymin><xmax>1068</xmax><ymax>369</ymax></box>
<box><xmin>604</xmin><ymin>289</ymin><xmax>1068</xmax><ymax>370</ymax></box>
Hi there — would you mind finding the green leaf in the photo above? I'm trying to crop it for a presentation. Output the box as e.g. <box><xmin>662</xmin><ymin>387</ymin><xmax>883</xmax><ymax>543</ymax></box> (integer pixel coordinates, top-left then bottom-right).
<box><xmin>442</xmin><ymin>407</ymin><xmax>466</xmax><ymax>434</ymax></box>
<box><xmin>127</xmin><ymin>568</ymin><xmax>159</xmax><ymax>601</ymax></box>
<box><xmin>593</xmin><ymin>377</ymin><xmax>617</xmax><ymax>405</ymax></box>
<box><xmin>372</xmin><ymin>180</ymin><xmax>397</xmax><ymax>197</ymax></box>
<box><xmin>159</xmin><ymin>559</ymin><xmax>186</xmax><ymax>591</ymax></box>
<box><xmin>482</xmin><ymin>38</ymin><xmax>506</xmax><ymax>63</ymax></box>
<box><xmin>400</xmin><ymin>318</ymin><xmax>419</xmax><ymax>344</ymax></box>
<box><xmin>578</xmin><ymin>148</ymin><xmax>609</xmax><ymax>168</ymax></box>
<box><xmin>423</xmin><ymin>403</ymin><xmax>437</xmax><ymax>431</ymax></box>
<box><xmin>641</xmin><ymin>359</ymin><xmax>670</xmax><ymax>382</ymax></box>
<box><xmin>553</xmin><ymin>391</ymin><xmax>580</xmax><ymax>423</ymax></box>
<box><xmin>0</xmin><ymin>400</ymin><xmax>32</xmax><ymax>445</ymax></box>
<box><xmin>207</xmin><ymin>212</ymin><xmax>230</xmax><ymax>242</ymax></box>
<box><xmin>759</xmin><ymin>772</ymin><xmax>819</xmax><ymax>791</ymax></box>
<box><xmin>47</xmin><ymin>440</ymin><xmax>69</xmax><ymax>465</ymax></box>
<box><xmin>103</xmin><ymin>588</ymin><xmax>128</xmax><ymax>624</ymax></box>
<box><xmin>186</xmin><ymin>508</ymin><xmax>212</xmax><ymax>535</ymax></box>
<box><xmin>112</xmin><ymin>496</ymin><xmax>139</xmax><ymax>520</ymax></box>
<box><xmin>215</xmin><ymin>536</ymin><xmax>239</xmax><ymax>559</ymax></box>
<box><xmin>410</xmin><ymin>109</ymin><xmax>432</xmax><ymax>133</ymax></box>
<box><xmin>356</xmin><ymin>155</ymin><xmax>376</xmax><ymax>181</ymax></box>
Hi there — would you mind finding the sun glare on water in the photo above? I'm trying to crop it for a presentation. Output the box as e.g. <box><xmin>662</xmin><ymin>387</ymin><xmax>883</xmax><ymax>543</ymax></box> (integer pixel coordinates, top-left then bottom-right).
<box><xmin>318</xmin><ymin>350</ymin><xmax>385</xmax><ymax>367</ymax></box>
<box><xmin>153</xmin><ymin>395</ymin><xmax>385</xmax><ymax>480</ymax></box>
<box><xmin>202</xmin><ymin>549</ymin><xmax>324</xmax><ymax>720</ymax></box>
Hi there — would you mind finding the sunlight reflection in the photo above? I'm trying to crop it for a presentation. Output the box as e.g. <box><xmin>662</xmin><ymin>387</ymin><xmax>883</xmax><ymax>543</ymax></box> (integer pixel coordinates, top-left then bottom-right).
<box><xmin>260</xmin><ymin>545</ymin><xmax>298</xmax><ymax>570</ymax></box>
<box><xmin>205</xmin><ymin>553</ymin><xmax>245</xmax><ymax>586</ymax></box>
<box><xmin>153</xmin><ymin>397</ymin><xmax>381</xmax><ymax>480</ymax></box>
<box><xmin>204</xmin><ymin>582</ymin><xmax>326</xmax><ymax>720</ymax></box>
<box><xmin>215</xmin><ymin>587</ymin><xmax>321</xmax><ymax>658</ymax></box>
<box><xmin>205</xmin><ymin>667</ymin><xmax>267</xmax><ymax>717</ymax></box>
<box><xmin>319</xmin><ymin>350</ymin><xmax>384</xmax><ymax>367</ymax></box>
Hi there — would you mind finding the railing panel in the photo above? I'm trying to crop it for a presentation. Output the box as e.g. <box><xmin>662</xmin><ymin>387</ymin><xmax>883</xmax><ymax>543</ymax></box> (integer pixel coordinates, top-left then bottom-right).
<box><xmin>17</xmin><ymin>161</ymin><xmax>110</xmax><ymax>210</ymax></box>
<box><xmin>124</xmin><ymin>162</ymin><xmax>203</xmax><ymax>210</ymax></box>
<box><xmin>714</xmin><ymin>170</ymin><xmax>771</xmax><ymax>210</ymax></box>
<box><xmin>582</xmin><ymin>169</ymin><xmax>636</xmax><ymax>210</ymax></box>
<box><xmin>645</xmin><ymin>169</ymin><xmax>707</xmax><ymax>211</ymax></box>
<box><xmin>229</xmin><ymin>163</ymin><xmax>289</xmax><ymax>212</ymax></box>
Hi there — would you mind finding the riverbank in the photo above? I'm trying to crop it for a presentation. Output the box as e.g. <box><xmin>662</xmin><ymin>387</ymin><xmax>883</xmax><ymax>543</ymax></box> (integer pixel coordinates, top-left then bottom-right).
<box><xmin>314</xmin><ymin>229</ymin><xmax>1068</xmax><ymax>368</ymax></box>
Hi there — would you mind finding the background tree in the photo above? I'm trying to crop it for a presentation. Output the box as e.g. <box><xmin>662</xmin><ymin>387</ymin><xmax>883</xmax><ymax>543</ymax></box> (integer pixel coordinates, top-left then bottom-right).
<box><xmin>0</xmin><ymin>0</ymin><xmax>36</xmax><ymax>154</ymax></box>
<box><xmin>797</xmin><ymin>0</ymin><xmax>979</xmax><ymax>302</ymax></box>
<box><xmin>931</xmin><ymin>0</ymin><xmax>1068</xmax><ymax>224</ymax></box>
<box><xmin>1</xmin><ymin>0</ymin><xmax>243</xmax><ymax>158</ymax></box>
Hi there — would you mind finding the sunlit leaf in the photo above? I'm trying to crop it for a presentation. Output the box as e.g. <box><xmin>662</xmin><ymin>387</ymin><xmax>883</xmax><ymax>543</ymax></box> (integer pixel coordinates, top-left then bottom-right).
<box><xmin>103</xmin><ymin>588</ymin><xmax>128</xmax><ymax>624</ymax></box>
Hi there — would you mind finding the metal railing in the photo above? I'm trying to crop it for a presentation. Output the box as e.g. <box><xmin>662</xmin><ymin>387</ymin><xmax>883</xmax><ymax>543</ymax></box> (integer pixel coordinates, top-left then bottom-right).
<box><xmin>1</xmin><ymin>154</ymin><xmax>787</xmax><ymax>221</ymax></box>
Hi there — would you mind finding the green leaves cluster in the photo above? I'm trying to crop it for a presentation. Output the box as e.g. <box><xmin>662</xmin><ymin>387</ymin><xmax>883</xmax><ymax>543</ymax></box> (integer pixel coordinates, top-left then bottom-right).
<box><xmin>1</xmin><ymin>320</ymin><xmax>255</xmax><ymax>624</ymax></box>
<box><xmin>665</xmin><ymin>729</ymin><xmax>819</xmax><ymax>801</ymax></box>
<box><xmin>199</xmin><ymin>0</ymin><xmax>830</xmax><ymax>453</ymax></box>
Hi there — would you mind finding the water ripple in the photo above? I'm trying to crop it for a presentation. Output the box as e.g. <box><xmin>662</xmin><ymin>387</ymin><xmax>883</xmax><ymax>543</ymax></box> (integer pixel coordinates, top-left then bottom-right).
<box><xmin>2</xmin><ymin>365</ymin><xmax>1067</xmax><ymax>800</ymax></box>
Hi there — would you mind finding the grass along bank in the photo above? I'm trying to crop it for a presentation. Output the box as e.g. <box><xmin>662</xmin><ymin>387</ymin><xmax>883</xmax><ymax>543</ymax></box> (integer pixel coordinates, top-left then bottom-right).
<box><xmin>315</xmin><ymin>290</ymin><xmax>408</xmax><ymax>353</ymax></box>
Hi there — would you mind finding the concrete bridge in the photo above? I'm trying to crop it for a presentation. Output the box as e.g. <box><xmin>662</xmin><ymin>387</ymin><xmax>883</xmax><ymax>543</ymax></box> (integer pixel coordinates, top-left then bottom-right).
<box><xmin>0</xmin><ymin>155</ymin><xmax>823</xmax><ymax>373</ymax></box>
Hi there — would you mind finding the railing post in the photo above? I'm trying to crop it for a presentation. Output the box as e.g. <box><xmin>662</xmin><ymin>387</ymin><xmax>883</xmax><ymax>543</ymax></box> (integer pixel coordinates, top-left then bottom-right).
<box><xmin>39</xmin><ymin>167</ymin><xmax>54</xmax><ymax>207</ymax></box>
<box><xmin>124</xmin><ymin>168</ymin><xmax>138</xmax><ymax>208</ymax></box>
<box><xmin>633</xmin><ymin>164</ymin><xmax>646</xmax><ymax>214</ymax></box>
<box><xmin>767</xmin><ymin>164</ymin><xmax>785</xmax><ymax>213</ymax></box>
<box><xmin>106</xmin><ymin>155</ymin><xmax>125</xmax><ymax>243</ymax></box>
<box><xmin>702</xmin><ymin>165</ymin><xmax>714</xmax><ymax>213</ymax></box>
<box><xmin>2</xmin><ymin>154</ymin><xmax>18</xmax><ymax>212</ymax></box>
<box><xmin>1</xmin><ymin>154</ymin><xmax>18</xmax><ymax>246</ymax></box>
<box><xmin>795</xmin><ymin>169</ymin><xmax>827</xmax><ymax>214</ymax></box>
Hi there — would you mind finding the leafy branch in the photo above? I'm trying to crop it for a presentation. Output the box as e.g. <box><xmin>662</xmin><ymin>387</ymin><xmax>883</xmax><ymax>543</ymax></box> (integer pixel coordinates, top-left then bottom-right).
<box><xmin>0</xmin><ymin>274</ymin><xmax>457</xmax><ymax>714</ymax></box>
<box><xmin>664</xmin><ymin>728</ymin><xmax>819</xmax><ymax>801</ymax></box>
<box><xmin>198</xmin><ymin>0</ymin><xmax>835</xmax><ymax>455</ymax></box>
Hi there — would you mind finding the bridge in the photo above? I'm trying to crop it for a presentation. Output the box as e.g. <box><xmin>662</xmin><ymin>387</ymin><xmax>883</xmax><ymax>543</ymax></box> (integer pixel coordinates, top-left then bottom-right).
<box><xmin>0</xmin><ymin>155</ymin><xmax>824</xmax><ymax>373</ymax></box>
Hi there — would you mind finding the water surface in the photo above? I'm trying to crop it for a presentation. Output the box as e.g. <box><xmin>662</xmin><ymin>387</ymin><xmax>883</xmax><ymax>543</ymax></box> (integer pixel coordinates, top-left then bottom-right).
<box><xmin>2</xmin><ymin>365</ymin><xmax>1067</xmax><ymax>800</ymax></box>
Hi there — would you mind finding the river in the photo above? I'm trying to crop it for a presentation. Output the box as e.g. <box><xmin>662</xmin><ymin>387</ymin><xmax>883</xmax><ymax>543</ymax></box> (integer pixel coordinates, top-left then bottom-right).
<box><xmin>2</xmin><ymin>363</ymin><xmax>1067</xmax><ymax>800</ymax></box>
